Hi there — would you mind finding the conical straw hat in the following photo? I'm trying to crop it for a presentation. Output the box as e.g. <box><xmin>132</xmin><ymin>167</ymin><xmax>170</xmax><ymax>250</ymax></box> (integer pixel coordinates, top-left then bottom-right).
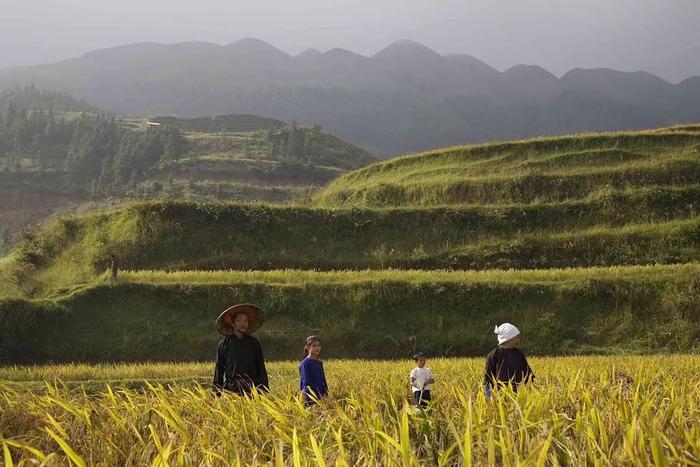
<box><xmin>215</xmin><ymin>303</ymin><xmax>264</xmax><ymax>336</ymax></box>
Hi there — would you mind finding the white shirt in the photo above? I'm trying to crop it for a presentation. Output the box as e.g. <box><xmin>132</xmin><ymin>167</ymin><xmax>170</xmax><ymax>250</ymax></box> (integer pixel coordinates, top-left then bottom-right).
<box><xmin>409</xmin><ymin>367</ymin><xmax>433</xmax><ymax>393</ymax></box>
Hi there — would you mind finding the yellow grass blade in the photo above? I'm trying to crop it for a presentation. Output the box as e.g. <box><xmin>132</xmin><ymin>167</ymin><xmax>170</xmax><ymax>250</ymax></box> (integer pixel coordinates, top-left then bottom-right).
<box><xmin>1</xmin><ymin>436</ymin><xmax>14</xmax><ymax>467</ymax></box>
<box><xmin>45</xmin><ymin>428</ymin><xmax>86</xmax><ymax>467</ymax></box>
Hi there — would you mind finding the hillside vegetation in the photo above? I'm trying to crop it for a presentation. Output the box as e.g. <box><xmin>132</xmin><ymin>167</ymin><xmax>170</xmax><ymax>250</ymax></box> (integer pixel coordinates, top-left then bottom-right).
<box><xmin>150</xmin><ymin>114</ymin><xmax>286</xmax><ymax>132</ymax></box>
<box><xmin>1</xmin><ymin>124</ymin><xmax>698</xmax><ymax>361</ymax></box>
<box><xmin>1</xmin><ymin>264</ymin><xmax>698</xmax><ymax>362</ymax></box>
<box><xmin>138</xmin><ymin>119</ymin><xmax>374</xmax><ymax>203</ymax></box>
<box><xmin>0</xmin><ymin>88</ymin><xmax>374</xmax><ymax>239</ymax></box>
<box><xmin>0</xmin><ymin>198</ymin><xmax>697</xmax><ymax>297</ymax></box>
<box><xmin>2</xmin><ymin>126</ymin><xmax>697</xmax><ymax>295</ymax></box>
<box><xmin>315</xmin><ymin>126</ymin><xmax>700</xmax><ymax>207</ymax></box>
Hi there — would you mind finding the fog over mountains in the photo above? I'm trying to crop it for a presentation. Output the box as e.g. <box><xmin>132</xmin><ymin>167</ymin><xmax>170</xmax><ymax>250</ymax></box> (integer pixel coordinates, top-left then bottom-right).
<box><xmin>1</xmin><ymin>38</ymin><xmax>699</xmax><ymax>156</ymax></box>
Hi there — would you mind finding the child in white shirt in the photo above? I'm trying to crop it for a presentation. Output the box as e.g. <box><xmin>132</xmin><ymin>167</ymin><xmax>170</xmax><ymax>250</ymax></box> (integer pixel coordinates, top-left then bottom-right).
<box><xmin>409</xmin><ymin>352</ymin><xmax>435</xmax><ymax>408</ymax></box>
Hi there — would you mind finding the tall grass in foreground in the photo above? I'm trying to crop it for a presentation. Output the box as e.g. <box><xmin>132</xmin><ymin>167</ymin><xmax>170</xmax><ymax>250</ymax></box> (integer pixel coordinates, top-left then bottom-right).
<box><xmin>1</xmin><ymin>356</ymin><xmax>699</xmax><ymax>465</ymax></box>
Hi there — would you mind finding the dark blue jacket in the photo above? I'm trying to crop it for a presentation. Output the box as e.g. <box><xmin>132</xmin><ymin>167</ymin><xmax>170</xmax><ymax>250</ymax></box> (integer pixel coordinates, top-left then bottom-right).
<box><xmin>299</xmin><ymin>357</ymin><xmax>328</xmax><ymax>401</ymax></box>
<box><xmin>484</xmin><ymin>347</ymin><xmax>534</xmax><ymax>390</ymax></box>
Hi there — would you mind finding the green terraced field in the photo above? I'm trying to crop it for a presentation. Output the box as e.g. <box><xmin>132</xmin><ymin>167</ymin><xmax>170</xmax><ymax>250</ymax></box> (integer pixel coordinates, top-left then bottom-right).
<box><xmin>1</xmin><ymin>264</ymin><xmax>698</xmax><ymax>362</ymax></box>
<box><xmin>0</xmin><ymin>124</ymin><xmax>698</xmax><ymax>362</ymax></box>
<box><xmin>314</xmin><ymin>126</ymin><xmax>700</xmax><ymax>207</ymax></box>
<box><xmin>138</xmin><ymin>124</ymin><xmax>374</xmax><ymax>203</ymax></box>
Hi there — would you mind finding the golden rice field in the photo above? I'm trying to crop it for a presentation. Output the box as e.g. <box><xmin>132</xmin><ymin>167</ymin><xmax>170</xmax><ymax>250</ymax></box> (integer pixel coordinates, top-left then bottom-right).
<box><xmin>1</xmin><ymin>356</ymin><xmax>699</xmax><ymax>466</ymax></box>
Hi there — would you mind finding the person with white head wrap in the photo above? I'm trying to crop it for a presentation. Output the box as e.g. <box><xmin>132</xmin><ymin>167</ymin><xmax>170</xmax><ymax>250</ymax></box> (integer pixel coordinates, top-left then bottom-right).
<box><xmin>494</xmin><ymin>323</ymin><xmax>520</xmax><ymax>345</ymax></box>
<box><xmin>483</xmin><ymin>322</ymin><xmax>534</xmax><ymax>398</ymax></box>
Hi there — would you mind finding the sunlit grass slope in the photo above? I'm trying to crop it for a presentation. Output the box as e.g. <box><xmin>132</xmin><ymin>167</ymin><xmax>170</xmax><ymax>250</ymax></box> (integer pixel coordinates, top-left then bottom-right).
<box><xmin>314</xmin><ymin>126</ymin><xmax>700</xmax><ymax>208</ymax></box>
<box><xmin>3</xmin><ymin>197</ymin><xmax>697</xmax><ymax>296</ymax></box>
<box><xmin>1</xmin><ymin>124</ymin><xmax>698</xmax><ymax>363</ymax></box>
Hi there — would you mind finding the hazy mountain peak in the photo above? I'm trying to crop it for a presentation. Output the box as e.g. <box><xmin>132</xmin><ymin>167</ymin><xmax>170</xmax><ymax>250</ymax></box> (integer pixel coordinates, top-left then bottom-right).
<box><xmin>82</xmin><ymin>42</ymin><xmax>166</xmax><ymax>59</ymax></box>
<box><xmin>295</xmin><ymin>48</ymin><xmax>322</xmax><ymax>59</ymax></box>
<box><xmin>324</xmin><ymin>48</ymin><xmax>366</xmax><ymax>61</ymax></box>
<box><xmin>503</xmin><ymin>64</ymin><xmax>558</xmax><ymax>80</ymax></box>
<box><xmin>562</xmin><ymin>67</ymin><xmax>666</xmax><ymax>84</ymax></box>
<box><xmin>500</xmin><ymin>64</ymin><xmax>562</xmax><ymax>102</ymax></box>
<box><xmin>444</xmin><ymin>53</ymin><xmax>500</xmax><ymax>74</ymax></box>
<box><xmin>372</xmin><ymin>40</ymin><xmax>441</xmax><ymax>60</ymax></box>
<box><xmin>679</xmin><ymin>75</ymin><xmax>700</xmax><ymax>88</ymax></box>
<box><xmin>166</xmin><ymin>41</ymin><xmax>223</xmax><ymax>53</ymax></box>
<box><xmin>226</xmin><ymin>37</ymin><xmax>290</xmax><ymax>58</ymax></box>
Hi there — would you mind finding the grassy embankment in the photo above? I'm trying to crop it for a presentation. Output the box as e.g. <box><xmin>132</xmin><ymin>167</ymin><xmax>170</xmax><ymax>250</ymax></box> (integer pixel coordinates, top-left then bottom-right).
<box><xmin>314</xmin><ymin>127</ymin><xmax>700</xmax><ymax>207</ymax></box>
<box><xmin>0</xmin><ymin>125</ymin><xmax>698</xmax><ymax>361</ymax></box>
<box><xmin>1</xmin><ymin>264</ymin><xmax>697</xmax><ymax>362</ymax></box>
<box><xmin>1</xmin><ymin>193</ymin><xmax>698</xmax><ymax>296</ymax></box>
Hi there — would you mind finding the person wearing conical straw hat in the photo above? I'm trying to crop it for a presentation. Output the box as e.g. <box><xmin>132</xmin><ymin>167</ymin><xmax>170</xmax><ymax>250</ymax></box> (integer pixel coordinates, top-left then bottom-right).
<box><xmin>213</xmin><ymin>304</ymin><xmax>269</xmax><ymax>395</ymax></box>
<box><xmin>484</xmin><ymin>323</ymin><xmax>534</xmax><ymax>398</ymax></box>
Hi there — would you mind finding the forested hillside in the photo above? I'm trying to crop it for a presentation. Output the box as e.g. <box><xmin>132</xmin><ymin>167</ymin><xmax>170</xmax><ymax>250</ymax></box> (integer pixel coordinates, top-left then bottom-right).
<box><xmin>0</xmin><ymin>87</ymin><xmax>374</xmax><ymax>245</ymax></box>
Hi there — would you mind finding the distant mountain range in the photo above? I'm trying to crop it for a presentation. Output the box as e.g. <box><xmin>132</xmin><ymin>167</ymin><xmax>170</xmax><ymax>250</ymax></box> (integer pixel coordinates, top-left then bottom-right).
<box><xmin>1</xmin><ymin>38</ymin><xmax>699</xmax><ymax>156</ymax></box>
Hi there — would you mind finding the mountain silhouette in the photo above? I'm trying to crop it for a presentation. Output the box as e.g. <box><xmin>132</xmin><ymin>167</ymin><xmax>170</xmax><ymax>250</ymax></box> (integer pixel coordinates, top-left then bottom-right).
<box><xmin>1</xmin><ymin>38</ymin><xmax>698</xmax><ymax>156</ymax></box>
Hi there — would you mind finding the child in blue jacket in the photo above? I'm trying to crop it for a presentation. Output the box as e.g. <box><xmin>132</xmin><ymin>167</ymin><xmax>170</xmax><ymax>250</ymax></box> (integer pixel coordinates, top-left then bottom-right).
<box><xmin>300</xmin><ymin>335</ymin><xmax>328</xmax><ymax>405</ymax></box>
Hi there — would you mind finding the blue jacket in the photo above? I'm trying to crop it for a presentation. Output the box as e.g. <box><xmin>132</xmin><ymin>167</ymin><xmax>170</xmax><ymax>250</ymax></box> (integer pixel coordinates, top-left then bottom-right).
<box><xmin>299</xmin><ymin>357</ymin><xmax>328</xmax><ymax>401</ymax></box>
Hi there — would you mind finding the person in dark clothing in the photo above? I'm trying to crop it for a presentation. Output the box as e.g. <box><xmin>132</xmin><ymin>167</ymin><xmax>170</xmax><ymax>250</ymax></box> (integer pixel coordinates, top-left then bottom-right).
<box><xmin>109</xmin><ymin>254</ymin><xmax>118</xmax><ymax>286</ymax></box>
<box><xmin>213</xmin><ymin>304</ymin><xmax>269</xmax><ymax>395</ymax></box>
<box><xmin>299</xmin><ymin>335</ymin><xmax>328</xmax><ymax>406</ymax></box>
<box><xmin>484</xmin><ymin>323</ymin><xmax>534</xmax><ymax>398</ymax></box>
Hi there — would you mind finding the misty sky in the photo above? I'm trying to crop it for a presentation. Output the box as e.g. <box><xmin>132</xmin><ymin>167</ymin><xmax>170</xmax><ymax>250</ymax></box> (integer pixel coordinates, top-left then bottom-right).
<box><xmin>1</xmin><ymin>0</ymin><xmax>699</xmax><ymax>82</ymax></box>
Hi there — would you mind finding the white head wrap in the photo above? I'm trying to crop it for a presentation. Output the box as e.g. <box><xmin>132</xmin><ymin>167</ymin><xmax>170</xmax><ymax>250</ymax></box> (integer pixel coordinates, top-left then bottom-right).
<box><xmin>494</xmin><ymin>323</ymin><xmax>520</xmax><ymax>345</ymax></box>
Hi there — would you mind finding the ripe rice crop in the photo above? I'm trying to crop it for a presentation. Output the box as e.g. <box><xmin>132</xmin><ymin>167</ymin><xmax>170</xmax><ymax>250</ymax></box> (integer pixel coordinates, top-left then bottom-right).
<box><xmin>1</xmin><ymin>356</ymin><xmax>699</xmax><ymax>465</ymax></box>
